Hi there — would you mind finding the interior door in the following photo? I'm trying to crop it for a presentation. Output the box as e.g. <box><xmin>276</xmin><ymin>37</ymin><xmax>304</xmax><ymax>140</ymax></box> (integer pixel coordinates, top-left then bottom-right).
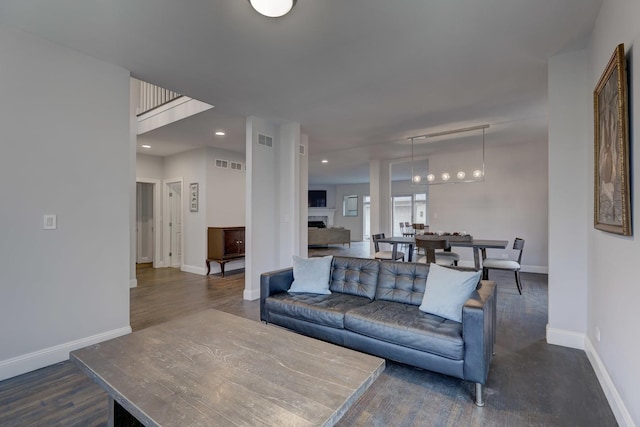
<box><xmin>136</xmin><ymin>182</ymin><xmax>154</xmax><ymax>263</ymax></box>
<box><xmin>168</xmin><ymin>182</ymin><xmax>183</xmax><ymax>267</ymax></box>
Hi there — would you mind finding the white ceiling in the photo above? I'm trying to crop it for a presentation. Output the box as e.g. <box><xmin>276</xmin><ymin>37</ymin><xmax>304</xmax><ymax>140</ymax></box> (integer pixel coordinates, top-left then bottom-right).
<box><xmin>0</xmin><ymin>0</ymin><xmax>602</xmax><ymax>184</ymax></box>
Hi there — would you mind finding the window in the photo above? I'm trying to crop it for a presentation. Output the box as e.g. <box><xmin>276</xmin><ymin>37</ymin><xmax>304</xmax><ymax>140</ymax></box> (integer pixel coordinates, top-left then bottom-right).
<box><xmin>363</xmin><ymin>196</ymin><xmax>371</xmax><ymax>241</ymax></box>
<box><xmin>343</xmin><ymin>195</ymin><xmax>358</xmax><ymax>216</ymax></box>
<box><xmin>392</xmin><ymin>193</ymin><xmax>428</xmax><ymax>235</ymax></box>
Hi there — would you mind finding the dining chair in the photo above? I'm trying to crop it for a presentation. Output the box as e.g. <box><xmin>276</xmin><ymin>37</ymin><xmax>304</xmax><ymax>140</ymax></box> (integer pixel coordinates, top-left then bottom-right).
<box><xmin>436</xmin><ymin>245</ymin><xmax>460</xmax><ymax>266</ymax></box>
<box><xmin>403</xmin><ymin>222</ymin><xmax>415</xmax><ymax>236</ymax></box>
<box><xmin>412</xmin><ymin>223</ymin><xmax>425</xmax><ymax>235</ymax></box>
<box><xmin>372</xmin><ymin>233</ymin><xmax>405</xmax><ymax>261</ymax></box>
<box><xmin>414</xmin><ymin>236</ymin><xmax>454</xmax><ymax>266</ymax></box>
<box><xmin>482</xmin><ymin>238</ymin><xmax>525</xmax><ymax>294</ymax></box>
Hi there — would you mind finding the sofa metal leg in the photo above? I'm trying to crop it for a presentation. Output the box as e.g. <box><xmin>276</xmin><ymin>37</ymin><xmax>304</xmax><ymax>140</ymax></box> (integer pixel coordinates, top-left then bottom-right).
<box><xmin>475</xmin><ymin>383</ymin><xmax>485</xmax><ymax>407</ymax></box>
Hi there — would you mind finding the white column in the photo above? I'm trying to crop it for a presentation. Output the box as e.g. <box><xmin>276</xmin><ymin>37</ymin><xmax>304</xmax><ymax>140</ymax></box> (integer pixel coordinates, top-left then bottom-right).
<box><xmin>547</xmin><ymin>48</ymin><xmax>589</xmax><ymax>348</ymax></box>
<box><xmin>129</xmin><ymin>78</ymin><xmax>138</xmax><ymax>288</ymax></box>
<box><xmin>245</xmin><ymin>116</ymin><xmax>303</xmax><ymax>300</ymax></box>
<box><xmin>369</xmin><ymin>159</ymin><xmax>392</xmax><ymax>250</ymax></box>
<box><xmin>299</xmin><ymin>134</ymin><xmax>309</xmax><ymax>257</ymax></box>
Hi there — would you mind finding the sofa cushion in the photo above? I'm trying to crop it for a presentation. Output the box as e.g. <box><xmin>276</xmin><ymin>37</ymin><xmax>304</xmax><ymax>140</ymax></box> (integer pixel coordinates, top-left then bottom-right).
<box><xmin>419</xmin><ymin>264</ymin><xmax>481</xmax><ymax>322</ymax></box>
<box><xmin>375</xmin><ymin>261</ymin><xmax>428</xmax><ymax>305</ymax></box>
<box><xmin>345</xmin><ymin>300</ymin><xmax>464</xmax><ymax>360</ymax></box>
<box><xmin>265</xmin><ymin>292</ymin><xmax>372</xmax><ymax>329</ymax></box>
<box><xmin>329</xmin><ymin>256</ymin><xmax>380</xmax><ymax>299</ymax></box>
<box><xmin>289</xmin><ymin>255</ymin><xmax>333</xmax><ymax>294</ymax></box>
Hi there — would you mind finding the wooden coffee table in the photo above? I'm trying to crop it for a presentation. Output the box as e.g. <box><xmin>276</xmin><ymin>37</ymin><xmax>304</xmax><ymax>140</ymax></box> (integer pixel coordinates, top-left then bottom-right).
<box><xmin>71</xmin><ymin>309</ymin><xmax>384</xmax><ymax>426</ymax></box>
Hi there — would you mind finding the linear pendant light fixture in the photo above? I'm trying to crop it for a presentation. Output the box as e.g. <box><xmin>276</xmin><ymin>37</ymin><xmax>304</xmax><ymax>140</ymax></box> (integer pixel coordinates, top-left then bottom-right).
<box><xmin>410</xmin><ymin>124</ymin><xmax>490</xmax><ymax>185</ymax></box>
<box><xmin>249</xmin><ymin>0</ymin><xmax>296</xmax><ymax>17</ymax></box>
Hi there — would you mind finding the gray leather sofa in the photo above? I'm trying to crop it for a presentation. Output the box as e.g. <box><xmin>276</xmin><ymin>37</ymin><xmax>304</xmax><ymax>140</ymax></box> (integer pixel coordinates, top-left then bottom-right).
<box><xmin>260</xmin><ymin>256</ymin><xmax>497</xmax><ymax>406</ymax></box>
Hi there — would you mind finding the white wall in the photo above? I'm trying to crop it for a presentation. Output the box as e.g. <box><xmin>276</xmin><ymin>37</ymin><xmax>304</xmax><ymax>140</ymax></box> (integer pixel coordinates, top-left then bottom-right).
<box><xmin>164</xmin><ymin>148</ymin><xmax>207</xmax><ymax>274</ymax></box>
<box><xmin>205</xmin><ymin>147</ymin><xmax>246</xmax><ymax>274</ymax></box>
<box><xmin>137</xmin><ymin>153</ymin><xmax>164</xmax><ymax>180</ymax></box>
<box><xmin>0</xmin><ymin>25</ymin><xmax>131</xmax><ymax>380</ymax></box>
<box><xmin>333</xmin><ymin>183</ymin><xmax>370</xmax><ymax>241</ymax></box>
<box><xmin>206</xmin><ymin>147</ymin><xmax>246</xmax><ymax>226</ymax></box>
<box><xmin>587</xmin><ymin>1</ymin><xmax>640</xmax><ymax>424</ymax></box>
<box><xmin>429</xmin><ymin>140</ymin><xmax>549</xmax><ymax>271</ymax></box>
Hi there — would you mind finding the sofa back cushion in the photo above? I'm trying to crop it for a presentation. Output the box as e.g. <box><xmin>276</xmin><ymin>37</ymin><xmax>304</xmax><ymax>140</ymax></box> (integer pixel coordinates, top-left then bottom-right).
<box><xmin>329</xmin><ymin>256</ymin><xmax>380</xmax><ymax>299</ymax></box>
<box><xmin>375</xmin><ymin>261</ymin><xmax>429</xmax><ymax>305</ymax></box>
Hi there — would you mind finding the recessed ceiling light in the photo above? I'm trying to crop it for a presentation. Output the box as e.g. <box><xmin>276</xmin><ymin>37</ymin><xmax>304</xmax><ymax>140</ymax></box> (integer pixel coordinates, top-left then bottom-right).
<box><xmin>141</xmin><ymin>144</ymin><xmax>151</xmax><ymax>149</ymax></box>
<box><xmin>215</xmin><ymin>131</ymin><xmax>226</xmax><ymax>136</ymax></box>
<box><xmin>321</xmin><ymin>159</ymin><xmax>329</xmax><ymax>164</ymax></box>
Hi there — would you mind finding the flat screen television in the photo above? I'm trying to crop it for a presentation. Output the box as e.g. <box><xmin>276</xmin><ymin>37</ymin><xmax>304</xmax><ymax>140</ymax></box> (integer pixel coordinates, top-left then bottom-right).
<box><xmin>308</xmin><ymin>190</ymin><xmax>327</xmax><ymax>207</ymax></box>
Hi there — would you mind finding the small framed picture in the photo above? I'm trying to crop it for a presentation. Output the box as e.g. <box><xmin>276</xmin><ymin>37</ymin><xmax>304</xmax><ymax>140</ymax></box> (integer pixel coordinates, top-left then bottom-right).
<box><xmin>189</xmin><ymin>183</ymin><xmax>199</xmax><ymax>212</ymax></box>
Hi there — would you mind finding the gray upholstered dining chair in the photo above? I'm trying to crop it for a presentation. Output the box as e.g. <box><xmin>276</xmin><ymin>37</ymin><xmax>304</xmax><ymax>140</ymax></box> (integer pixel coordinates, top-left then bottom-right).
<box><xmin>372</xmin><ymin>233</ymin><xmax>405</xmax><ymax>261</ymax></box>
<box><xmin>435</xmin><ymin>244</ymin><xmax>460</xmax><ymax>266</ymax></box>
<box><xmin>414</xmin><ymin>236</ymin><xmax>454</xmax><ymax>266</ymax></box>
<box><xmin>482</xmin><ymin>238</ymin><xmax>525</xmax><ymax>294</ymax></box>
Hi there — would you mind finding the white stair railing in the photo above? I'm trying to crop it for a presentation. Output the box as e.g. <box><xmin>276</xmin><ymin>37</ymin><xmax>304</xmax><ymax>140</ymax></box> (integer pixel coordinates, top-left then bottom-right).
<box><xmin>137</xmin><ymin>81</ymin><xmax>182</xmax><ymax>116</ymax></box>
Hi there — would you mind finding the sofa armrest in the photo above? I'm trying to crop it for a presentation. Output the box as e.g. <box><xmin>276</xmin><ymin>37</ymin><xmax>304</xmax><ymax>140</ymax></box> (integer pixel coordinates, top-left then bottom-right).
<box><xmin>462</xmin><ymin>280</ymin><xmax>497</xmax><ymax>384</ymax></box>
<box><xmin>260</xmin><ymin>267</ymin><xmax>294</xmax><ymax>322</ymax></box>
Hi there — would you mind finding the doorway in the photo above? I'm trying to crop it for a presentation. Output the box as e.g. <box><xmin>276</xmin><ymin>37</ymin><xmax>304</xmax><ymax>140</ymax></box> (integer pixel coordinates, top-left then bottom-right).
<box><xmin>136</xmin><ymin>178</ymin><xmax>162</xmax><ymax>268</ymax></box>
<box><xmin>136</xmin><ymin>182</ymin><xmax>154</xmax><ymax>264</ymax></box>
<box><xmin>164</xmin><ymin>179</ymin><xmax>183</xmax><ymax>268</ymax></box>
<box><xmin>362</xmin><ymin>195</ymin><xmax>371</xmax><ymax>241</ymax></box>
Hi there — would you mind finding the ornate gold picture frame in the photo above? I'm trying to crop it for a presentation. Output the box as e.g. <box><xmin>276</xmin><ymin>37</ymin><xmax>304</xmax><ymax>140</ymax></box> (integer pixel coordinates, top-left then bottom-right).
<box><xmin>594</xmin><ymin>43</ymin><xmax>631</xmax><ymax>236</ymax></box>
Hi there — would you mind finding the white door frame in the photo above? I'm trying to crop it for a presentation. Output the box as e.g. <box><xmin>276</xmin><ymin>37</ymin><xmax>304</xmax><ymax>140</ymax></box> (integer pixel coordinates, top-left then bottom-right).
<box><xmin>163</xmin><ymin>177</ymin><xmax>184</xmax><ymax>268</ymax></box>
<box><xmin>136</xmin><ymin>177</ymin><xmax>162</xmax><ymax>268</ymax></box>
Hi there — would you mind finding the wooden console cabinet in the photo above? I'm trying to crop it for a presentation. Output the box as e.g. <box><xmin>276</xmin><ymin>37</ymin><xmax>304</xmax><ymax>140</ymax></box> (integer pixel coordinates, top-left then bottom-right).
<box><xmin>207</xmin><ymin>226</ymin><xmax>245</xmax><ymax>277</ymax></box>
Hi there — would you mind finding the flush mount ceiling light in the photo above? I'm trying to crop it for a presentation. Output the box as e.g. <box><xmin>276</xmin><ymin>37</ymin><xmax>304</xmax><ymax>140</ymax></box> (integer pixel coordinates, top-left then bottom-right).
<box><xmin>321</xmin><ymin>159</ymin><xmax>329</xmax><ymax>164</ymax></box>
<box><xmin>141</xmin><ymin>144</ymin><xmax>151</xmax><ymax>149</ymax></box>
<box><xmin>214</xmin><ymin>130</ymin><xmax>226</xmax><ymax>136</ymax></box>
<box><xmin>409</xmin><ymin>124</ymin><xmax>489</xmax><ymax>185</ymax></box>
<box><xmin>249</xmin><ymin>0</ymin><xmax>296</xmax><ymax>17</ymax></box>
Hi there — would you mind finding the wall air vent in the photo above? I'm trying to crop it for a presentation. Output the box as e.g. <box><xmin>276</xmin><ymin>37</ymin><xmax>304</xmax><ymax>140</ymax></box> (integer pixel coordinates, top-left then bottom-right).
<box><xmin>299</xmin><ymin>144</ymin><xmax>306</xmax><ymax>155</ymax></box>
<box><xmin>230</xmin><ymin>161</ymin><xmax>243</xmax><ymax>171</ymax></box>
<box><xmin>215</xmin><ymin>159</ymin><xmax>229</xmax><ymax>169</ymax></box>
<box><xmin>257</xmin><ymin>133</ymin><xmax>273</xmax><ymax>148</ymax></box>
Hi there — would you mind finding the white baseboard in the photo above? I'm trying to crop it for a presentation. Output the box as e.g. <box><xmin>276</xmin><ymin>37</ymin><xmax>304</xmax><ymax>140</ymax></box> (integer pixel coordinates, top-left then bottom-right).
<box><xmin>0</xmin><ymin>326</ymin><xmax>132</xmax><ymax>382</ymax></box>
<box><xmin>545</xmin><ymin>324</ymin><xmax>585</xmax><ymax>350</ymax></box>
<box><xmin>181</xmin><ymin>264</ymin><xmax>208</xmax><ymax>275</ymax></box>
<box><xmin>522</xmin><ymin>264</ymin><xmax>548</xmax><ymax>274</ymax></box>
<box><xmin>585</xmin><ymin>338</ymin><xmax>636</xmax><ymax>427</ymax></box>
<box><xmin>129</xmin><ymin>278</ymin><xmax>138</xmax><ymax>288</ymax></box>
<box><xmin>243</xmin><ymin>287</ymin><xmax>260</xmax><ymax>301</ymax></box>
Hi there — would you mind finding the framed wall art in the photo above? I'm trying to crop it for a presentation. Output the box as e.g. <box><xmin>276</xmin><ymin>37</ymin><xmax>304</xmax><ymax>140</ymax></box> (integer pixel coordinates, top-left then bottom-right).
<box><xmin>593</xmin><ymin>43</ymin><xmax>632</xmax><ymax>236</ymax></box>
<box><xmin>189</xmin><ymin>183</ymin><xmax>199</xmax><ymax>212</ymax></box>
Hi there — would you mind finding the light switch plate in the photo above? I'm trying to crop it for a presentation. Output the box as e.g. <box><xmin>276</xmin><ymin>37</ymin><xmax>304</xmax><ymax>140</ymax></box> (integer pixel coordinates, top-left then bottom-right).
<box><xmin>44</xmin><ymin>214</ymin><xmax>57</xmax><ymax>230</ymax></box>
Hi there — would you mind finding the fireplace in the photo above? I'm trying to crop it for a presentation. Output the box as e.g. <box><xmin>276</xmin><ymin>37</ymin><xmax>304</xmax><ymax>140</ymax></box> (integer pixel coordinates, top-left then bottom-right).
<box><xmin>308</xmin><ymin>208</ymin><xmax>336</xmax><ymax>227</ymax></box>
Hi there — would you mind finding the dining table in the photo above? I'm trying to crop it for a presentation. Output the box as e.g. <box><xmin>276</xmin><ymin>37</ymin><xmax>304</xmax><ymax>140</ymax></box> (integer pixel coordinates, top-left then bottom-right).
<box><xmin>376</xmin><ymin>236</ymin><xmax>508</xmax><ymax>269</ymax></box>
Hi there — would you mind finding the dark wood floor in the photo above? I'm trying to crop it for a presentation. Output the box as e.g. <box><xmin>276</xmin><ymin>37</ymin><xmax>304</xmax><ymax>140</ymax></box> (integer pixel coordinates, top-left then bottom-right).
<box><xmin>0</xmin><ymin>248</ymin><xmax>617</xmax><ymax>426</ymax></box>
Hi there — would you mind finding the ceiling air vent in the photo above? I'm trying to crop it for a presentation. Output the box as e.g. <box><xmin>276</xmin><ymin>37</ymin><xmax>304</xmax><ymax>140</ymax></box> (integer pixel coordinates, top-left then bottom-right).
<box><xmin>257</xmin><ymin>133</ymin><xmax>273</xmax><ymax>148</ymax></box>
<box><xmin>299</xmin><ymin>144</ymin><xmax>306</xmax><ymax>155</ymax></box>
<box><xmin>215</xmin><ymin>159</ymin><xmax>229</xmax><ymax>168</ymax></box>
<box><xmin>230</xmin><ymin>161</ymin><xmax>243</xmax><ymax>171</ymax></box>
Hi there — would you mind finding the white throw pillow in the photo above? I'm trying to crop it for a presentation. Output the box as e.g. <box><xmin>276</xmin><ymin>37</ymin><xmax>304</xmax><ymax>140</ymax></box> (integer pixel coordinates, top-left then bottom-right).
<box><xmin>288</xmin><ymin>255</ymin><xmax>333</xmax><ymax>294</ymax></box>
<box><xmin>419</xmin><ymin>264</ymin><xmax>481</xmax><ymax>322</ymax></box>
